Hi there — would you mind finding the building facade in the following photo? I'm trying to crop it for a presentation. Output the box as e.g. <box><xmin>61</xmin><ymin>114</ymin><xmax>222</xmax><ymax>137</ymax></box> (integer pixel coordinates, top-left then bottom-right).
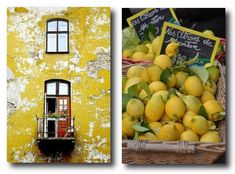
<box><xmin>7</xmin><ymin>7</ymin><xmax>110</xmax><ymax>163</ymax></box>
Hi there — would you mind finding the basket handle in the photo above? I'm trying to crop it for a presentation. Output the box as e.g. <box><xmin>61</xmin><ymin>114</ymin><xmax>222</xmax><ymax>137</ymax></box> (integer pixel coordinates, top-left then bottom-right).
<box><xmin>126</xmin><ymin>141</ymin><xmax>195</xmax><ymax>154</ymax></box>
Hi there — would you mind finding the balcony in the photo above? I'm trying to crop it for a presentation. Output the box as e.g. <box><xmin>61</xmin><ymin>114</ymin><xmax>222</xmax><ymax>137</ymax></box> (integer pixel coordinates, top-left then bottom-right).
<box><xmin>36</xmin><ymin>116</ymin><xmax>76</xmax><ymax>153</ymax></box>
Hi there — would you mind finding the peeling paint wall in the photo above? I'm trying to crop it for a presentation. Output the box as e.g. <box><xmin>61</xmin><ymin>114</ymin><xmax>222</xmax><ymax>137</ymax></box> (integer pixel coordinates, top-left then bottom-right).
<box><xmin>7</xmin><ymin>7</ymin><xmax>111</xmax><ymax>163</ymax></box>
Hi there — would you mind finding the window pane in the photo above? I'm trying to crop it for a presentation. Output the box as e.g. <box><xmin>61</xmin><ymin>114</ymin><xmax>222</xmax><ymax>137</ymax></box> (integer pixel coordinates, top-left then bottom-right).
<box><xmin>48</xmin><ymin>21</ymin><xmax>57</xmax><ymax>31</ymax></box>
<box><xmin>59</xmin><ymin>106</ymin><xmax>63</xmax><ymax>111</ymax></box>
<box><xmin>47</xmin><ymin>34</ymin><xmax>57</xmax><ymax>52</ymax></box>
<box><xmin>58</xmin><ymin>34</ymin><xmax>68</xmax><ymax>52</ymax></box>
<box><xmin>59</xmin><ymin>83</ymin><xmax>68</xmax><ymax>95</ymax></box>
<box><xmin>64</xmin><ymin>99</ymin><xmax>67</xmax><ymax>105</ymax></box>
<box><xmin>60</xmin><ymin>99</ymin><xmax>63</xmax><ymax>105</ymax></box>
<box><xmin>47</xmin><ymin>83</ymin><xmax>56</xmax><ymax>95</ymax></box>
<box><xmin>58</xmin><ymin>21</ymin><xmax>68</xmax><ymax>31</ymax></box>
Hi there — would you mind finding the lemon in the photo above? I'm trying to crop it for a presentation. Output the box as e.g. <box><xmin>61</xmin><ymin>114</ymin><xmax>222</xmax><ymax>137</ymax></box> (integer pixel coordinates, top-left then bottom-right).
<box><xmin>132</xmin><ymin>51</ymin><xmax>146</xmax><ymax>61</ymax></box>
<box><xmin>158</xmin><ymin>123</ymin><xmax>180</xmax><ymax>141</ymax></box>
<box><xmin>183</xmin><ymin>111</ymin><xmax>196</xmax><ymax>129</ymax></box>
<box><xmin>138</xmin><ymin>89</ymin><xmax>150</xmax><ymax>102</ymax></box>
<box><xmin>149</xmin><ymin>122</ymin><xmax>162</xmax><ymax>136</ymax></box>
<box><xmin>175</xmin><ymin>122</ymin><xmax>185</xmax><ymax>135</ymax></box>
<box><xmin>175</xmin><ymin>71</ymin><xmax>189</xmax><ymax>89</ymax></box>
<box><xmin>200</xmin><ymin>90</ymin><xmax>215</xmax><ymax>103</ymax></box>
<box><xmin>208</xmin><ymin>120</ymin><xmax>216</xmax><ymax>130</ymax></box>
<box><xmin>138</xmin><ymin>132</ymin><xmax>157</xmax><ymax>141</ymax></box>
<box><xmin>204</xmin><ymin>80</ymin><xmax>217</xmax><ymax>95</ymax></box>
<box><xmin>200</xmin><ymin>131</ymin><xmax>222</xmax><ymax>143</ymax></box>
<box><xmin>144</xmin><ymin>52</ymin><xmax>155</xmax><ymax>61</ymax></box>
<box><xmin>141</xmin><ymin>65</ymin><xmax>162</xmax><ymax>84</ymax></box>
<box><xmin>122</xmin><ymin>49</ymin><xmax>134</xmax><ymax>59</ymax></box>
<box><xmin>182</xmin><ymin>95</ymin><xmax>202</xmax><ymax>113</ymax></box>
<box><xmin>190</xmin><ymin>115</ymin><xmax>208</xmax><ymax>135</ymax></box>
<box><xmin>166</xmin><ymin>73</ymin><xmax>177</xmax><ymax>88</ymax></box>
<box><xmin>160</xmin><ymin>113</ymin><xmax>173</xmax><ymax>123</ymax></box>
<box><xmin>154</xmin><ymin>55</ymin><xmax>172</xmax><ymax>69</ymax></box>
<box><xmin>126</xmin><ymin>98</ymin><xmax>145</xmax><ymax>119</ymax></box>
<box><xmin>122</xmin><ymin>131</ymin><xmax>128</xmax><ymax>139</ymax></box>
<box><xmin>206</xmin><ymin>65</ymin><xmax>220</xmax><ymax>82</ymax></box>
<box><xmin>165</xmin><ymin>41</ymin><xmax>180</xmax><ymax>57</ymax></box>
<box><xmin>152</xmin><ymin>90</ymin><xmax>169</xmax><ymax>103</ymax></box>
<box><xmin>135</xmin><ymin>44</ymin><xmax>149</xmax><ymax>53</ymax></box>
<box><xmin>180</xmin><ymin>130</ymin><xmax>199</xmax><ymax>142</ymax></box>
<box><xmin>127</xmin><ymin>65</ymin><xmax>144</xmax><ymax>78</ymax></box>
<box><xmin>165</xmin><ymin>96</ymin><xmax>186</xmax><ymax>120</ymax></box>
<box><xmin>124</xmin><ymin>77</ymin><xmax>141</xmax><ymax>93</ymax></box>
<box><xmin>145</xmin><ymin>43</ymin><xmax>154</xmax><ymax>53</ymax></box>
<box><xmin>122</xmin><ymin>115</ymin><xmax>138</xmax><ymax>137</ymax></box>
<box><xmin>149</xmin><ymin>81</ymin><xmax>167</xmax><ymax>93</ymax></box>
<box><xmin>203</xmin><ymin>100</ymin><xmax>224</xmax><ymax>121</ymax></box>
<box><xmin>203</xmin><ymin>30</ymin><xmax>215</xmax><ymax>37</ymax></box>
<box><xmin>184</xmin><ymin>76</ymin><xmax>203</xmax><ymax>97</ymax></box>
<box><xmin>145</xmin><ymin>95</ymin><xmax>165</xmax><ymax>122</ymax></box>
<box><xmin>122</xmin><ymin>112</ymin><xmax>129</xmax><ymax>119</ymax></box>
<box><xmin>152</xmin><ymin>36</ymin><xmax>161</xmax><ymax>54</ymax></box>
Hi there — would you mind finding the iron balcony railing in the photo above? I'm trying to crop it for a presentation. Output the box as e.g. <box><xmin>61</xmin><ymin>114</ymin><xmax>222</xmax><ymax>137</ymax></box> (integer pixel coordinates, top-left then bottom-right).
<box><xmin>36</xmin><ymin>116</ymin><xmax>75</xmax><ymax>139</ymax></box>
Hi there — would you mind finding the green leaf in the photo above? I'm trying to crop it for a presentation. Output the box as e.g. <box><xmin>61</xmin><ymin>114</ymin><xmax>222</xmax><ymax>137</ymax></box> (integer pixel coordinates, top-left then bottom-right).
<box><xmin>122</xmin><ymin>77</ymin><xmax>128</xmax><ymax>92</ymax></box>
<box><xmin>133</xmin><ymin>123</ymin><xmax>150</xmax><ymax>132</ymax></box>
<box><xmin>128</xmin><ymin>84</ymin><xmax>139</xmax><ymax>97</ymax></box>
<box><xmin>138</xmin><ymin>81</ymin><xmax>151</xmax><ymax>98</ymax></box>
<box><xmin>142</xmin><ymin>24</ymin><xmax>156</xmax><ymax>42</ymax></box>
<box><xmin>122</xmin><ymin>26</ymin><xmax>140</xmax><ymax>49</ymax></box>
<box><xmin>183</xmin><ymin>52</ymin><xmax>199</xmax><ymax>66</ymax></box>
<box><xmin>198</xmin><ymin>105</ymin><xmax>208</xmax><ymax>118</ymax></box>
<box><xmin>190</xmin><ymin>66</ymin><xmax>209</xmax><ymax>84</ymax></box>
<box><xmin>160</xmin><ymin>68</ymin><xmax>171</xmax><ymax>84</ymax></box>
<box><xmin>133</xmin><ymin>131</ymin><xmax>139</xmax><ymax>140</ymax></box>
<box><xmin>122</xmin><ymin>93</ymin><xmax>133</xmax><ymax>111</ymax></box>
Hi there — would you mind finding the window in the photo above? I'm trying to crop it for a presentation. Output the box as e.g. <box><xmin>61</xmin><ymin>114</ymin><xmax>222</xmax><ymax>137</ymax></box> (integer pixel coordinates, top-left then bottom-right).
<box><xmin>45</xmin><ymin>79</ymin><xmax>71</xmax><ymax>116</ymax></box>
<box><xmin>46</xmin><ymin>19</ymin><xmax>69</xmax><ymax>53</ymax></box>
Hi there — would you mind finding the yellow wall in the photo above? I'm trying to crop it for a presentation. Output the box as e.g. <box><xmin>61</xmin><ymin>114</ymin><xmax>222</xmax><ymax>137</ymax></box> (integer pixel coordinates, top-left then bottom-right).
<box><xmin>7</xmin><ymin>7</ymin><xmax>110</xmax><ymax>163</ymax></box>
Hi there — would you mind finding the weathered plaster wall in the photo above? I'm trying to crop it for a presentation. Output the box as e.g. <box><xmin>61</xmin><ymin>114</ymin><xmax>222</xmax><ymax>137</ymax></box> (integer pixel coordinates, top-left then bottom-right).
<box><xmin>7</xmin><ymin>7</ymin><xmax>110</xmax><ymax>163</ymax></box>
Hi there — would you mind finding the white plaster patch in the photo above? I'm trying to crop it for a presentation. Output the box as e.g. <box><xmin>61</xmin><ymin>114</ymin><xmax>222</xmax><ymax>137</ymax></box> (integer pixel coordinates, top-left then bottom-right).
<box><xmin>87</xmin><ymin>121</ymin><xmax>95</xmax><ymax>137</ymax></box>
<box><xmin>19</xmin><ymin>98</ymin><xmax>37</xmax><ymax>112</ymax></box>
<box><xmin>100</xmin><ymin>122</ymin><xmax>110</xmax><ymax>128</ymax></box>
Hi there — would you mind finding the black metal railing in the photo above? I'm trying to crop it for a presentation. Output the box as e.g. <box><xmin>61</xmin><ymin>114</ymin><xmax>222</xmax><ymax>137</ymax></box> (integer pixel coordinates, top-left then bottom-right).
<box><xmin>36</xmin><ymin>116</ymin><xmax>75</xmax><ymax>139</ymax></box>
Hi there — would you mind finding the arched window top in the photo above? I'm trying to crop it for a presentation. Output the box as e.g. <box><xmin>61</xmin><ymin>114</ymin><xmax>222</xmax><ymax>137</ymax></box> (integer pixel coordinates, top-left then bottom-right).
<box><xmin>46</xmin><ymin>18</ymin><xmax>69</xmax><ymax>53</ymax></box>
<box><xmin>45</xmin><ymin>79</ymin><xmax>70</xmax><ymax>96</ymax></box>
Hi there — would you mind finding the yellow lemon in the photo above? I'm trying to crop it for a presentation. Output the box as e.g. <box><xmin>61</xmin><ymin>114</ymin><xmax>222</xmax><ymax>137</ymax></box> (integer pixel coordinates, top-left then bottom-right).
<box><xmin>141</xmin><ymin>65</ymin><xmax>163</xmax><ymax>84</ymax></box>
<box><xmin>184</xmin><ymin>76</ymin><xmax>203</xmax><ymax>97</ymax></box>
<box><xmin>158</xmin><ymin>123</ymin><xmax>180</xmax><ymax>141</ymax></box>
<box><xmin>180</xmin><ymin>130</ymin><xmax>199</xmax><ymax>142</ymax></box>
<box><xmin>152</xmin><ymin>36</ymin><xmax>161</xmax><ymax>54</ymax></box>
<box><xmin>182</xmin><ymin>95</ymin><xmax>202</xmax><ymax>113</ymax></box>
<box><xmin>154</xmin><ymin>55</ymin><xmax>172</xmax><ymax>69</ymax></box>
<box><xmin>122</xmin><ymin>115</ymin><xmax>138</xmax><ymax>137</ymax></box>
<box><xmin>166</xmin><ymin>74</ymin><xmax>177</xmax><ymax>88</ymax></box>
<box><xmin>145</xmin><ymin>43</ymin><xmax>154</xmax><ymax>53</ymax></box>
<box><xmin>203</xmin><ymin>80</ymin><xmax>217</xmax><ymax>95</ymax></box>
<box><xmin>135</xmin><ymin>44</ymin><xmax>149</xmax><ymax>53</ymax></box>
<box><xmin>165</xmin><ymin>41</ymin><xmax>180</xmax><ymax>57</ymax></box>
<box><xmin>122</xmin><ymin>112</ymin><xmax>129</xmax><ymax>119</ymax></box>
<box><xmin>149</xmin><ymin>81</ymin><xmax>167</xmax><ymax>93</ymax></box>
<box><xmin>144</xmin><ymin>52</ymin><xmax>155</xmax><ymax>61</ymax></box>
<box><xmin>127</xmin><ymin>65</ymin><xmax>144</xmax><ymax>78</ymax></box>
<box><xmin>124</xmin><ymin>77</ymin><xmax>141</xmax><ymax>93</ymax></box>
<box><xmin>190</xmin><ymin>115</ymin><xmax>209</xmax><ymax>135</ymax></box>
<box><xmin>132</xmin><ymin>51</ymin><xmax>146</xmax><ymax>61</ymax></box>
<box><xmin>183</xmin><ymin>111</ymin><xmax>196</xmax><ymax>129</ymax></box>
<box><xmin>160</xmin><ymin>113</ymin><xmax>173</xmax><ymax>123</ymax></box>
<box><xmin>165</xmin><ymin>96</ymin><xmax>186</xmax><ymax>120</ymax></box>
<box><xmin>206</xmin><ymin>65</ymin><xmax>220</xmax><ymax>82</ymax></box>
<box><xmin>126</xmin><ymin>98</ymin><xmax>145</xmax><ymax>119</ymax></box>
<box><xmin>200</xmin><ymin>90</ymin><xmax>215</xmax><ymax>103</ymax></box>
<box><xmin>203</xmin><ymin>100</ymin><xmax>224</xmax><ymax>121</ymax></box>
<box><xmin>145</xmin><ymin>95</ymin><xmax>165</xmax><ymax>122</ymax></box>
<box><xmin>208</xmin><ymin>120</ymin><xmax>216</xmax><ymax>130</ymax></box>
<box><xmin>175</xmin><ymin>122</ymin><xmax>185</xmax><ymax>135</ymax></box>
<box><xmin>152</xmin><ymin>90</ymin><xmax>169</xmax><ymax>103</ymax></box>
<box><xmin>175</xmin><ymin>71</ymin><xmax>189</xmax><ymax>89</ymax></box>
<box><xmin>138</xmin><ymin>132</ymin><xmax>157</xmax><ymax>141</ymax></box>
<box><xmin>200</xmin><ymin>131</ymin><xmax>222</xmax><ymax>143</ymax></box>
<box><xmin>138</xmin><ymin>89</ymin><xmax>150</xmax><ymax>102</ymax></box>
<box><xmin>203</xmin><ymin>30</ymin><xmax>215</xmax><ymax>37</ymax></box>
<box><xmin>149</xmin><ymin>122</ymin><xmax>162</xmax><ymax>136</ymax></box>
<box><xmin>122</xmin><ymin>49</ymin><xmax>134</xmax><ymax>59</ymax></box>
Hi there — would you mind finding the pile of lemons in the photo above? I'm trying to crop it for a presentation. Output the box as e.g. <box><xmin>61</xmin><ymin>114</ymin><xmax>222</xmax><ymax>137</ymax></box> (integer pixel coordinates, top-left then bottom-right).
<box><xmin>122</xmin><ymin>41</ymin><xmax>224</xmax><ymax>143</ymax></box>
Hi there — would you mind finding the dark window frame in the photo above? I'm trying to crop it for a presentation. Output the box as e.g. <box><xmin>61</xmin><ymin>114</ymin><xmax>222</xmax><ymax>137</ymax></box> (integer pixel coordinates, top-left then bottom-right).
<box><xmin>45</xmin><ymin>79</ymin><xmax>71</xmax><ymax>97</ymax></box>
<box><xmin>46</xmin><ymin>18</ymin><xmax>69</xmax><ymax>54</ymax></box>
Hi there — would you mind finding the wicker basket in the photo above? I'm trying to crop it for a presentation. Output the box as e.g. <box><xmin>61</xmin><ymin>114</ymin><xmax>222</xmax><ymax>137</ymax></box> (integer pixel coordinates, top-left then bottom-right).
<box><xmin>122</xmin><ymin>61</ymin><xmax>226</xmax><ymax>164</ymax></box>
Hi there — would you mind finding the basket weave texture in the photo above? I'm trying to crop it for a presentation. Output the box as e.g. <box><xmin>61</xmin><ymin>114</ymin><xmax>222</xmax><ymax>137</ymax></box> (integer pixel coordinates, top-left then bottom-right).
<box><xmin>122</xmin><ymin>61</ymin><xmax>226</xmax><ymax>164</ymax></box>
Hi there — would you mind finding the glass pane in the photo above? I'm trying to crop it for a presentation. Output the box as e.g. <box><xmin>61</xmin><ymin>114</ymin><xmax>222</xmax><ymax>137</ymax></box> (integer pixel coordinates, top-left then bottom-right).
<box><xmin>58</xmin><ymin>34</ymin><xmax>68</xmax><ymax>52</ymax></box>
<box><xmin>59</xmin><ymin>83</ymin><xmax>68</xmax><ymax>95</ymax></box>
<box><xmin>48</xmin><ymin>21</ymin><xmax>57</xmax><ymax>31</ymax></box>
<box><xmin>60</xmin><ymin>99</ymin><xmax>63</xmax><ymax>105</ymax></box>
<box><xmin>59</xmin><ymin>106</ymin><xmax>63</xmax><ymax>111</ymax></box>
<box><xmin>47</xmin><ymin>83</ymin><xmax>56</xmax><ymax>95</ymax></box>
<box><xmin>58</xmin><ymin>21</ymin><xmax>68</xmax><ymax>31</ymax></box>
<box><xmin>47</xmin><ymin>34</ymin><xmax>57</xmax><ymax>52</ymax></box>
<box><xmin>64</xmin><ymin>99</ymin><xmax>67</xmax><ymax>105</ymax></box>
